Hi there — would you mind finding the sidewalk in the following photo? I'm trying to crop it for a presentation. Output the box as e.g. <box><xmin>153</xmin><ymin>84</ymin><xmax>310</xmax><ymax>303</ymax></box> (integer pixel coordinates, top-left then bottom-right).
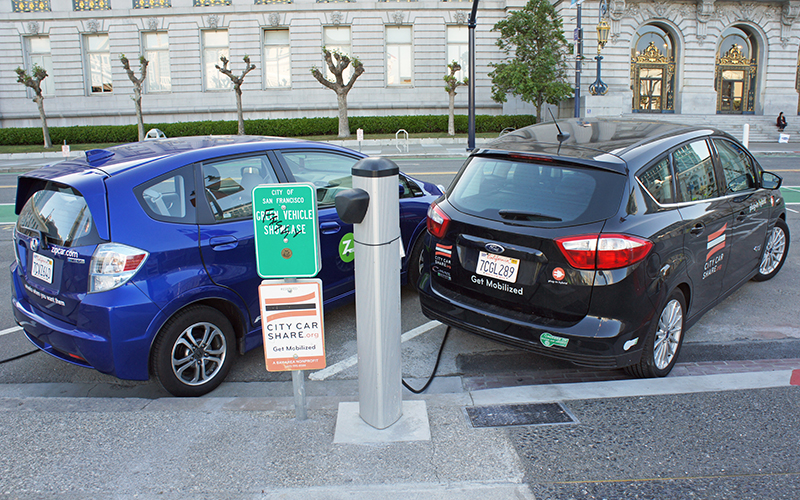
<box><xmin>0</xmin><ymin>360</ymin><xmax>798</xmax><ymax>499</ymax></box>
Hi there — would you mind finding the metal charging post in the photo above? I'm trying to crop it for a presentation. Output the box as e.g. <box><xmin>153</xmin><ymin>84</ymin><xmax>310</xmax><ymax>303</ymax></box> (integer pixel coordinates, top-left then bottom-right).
<box><xmin>335</xmin><ymin>157</ymin><xmax>403</xmax><ymax>430</ymax></box>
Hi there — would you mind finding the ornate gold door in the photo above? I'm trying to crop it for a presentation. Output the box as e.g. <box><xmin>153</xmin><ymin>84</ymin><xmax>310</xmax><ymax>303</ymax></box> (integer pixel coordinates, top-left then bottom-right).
<box><xmin>632</xmin><ymin>42</ymin><xmax>675</xmax><ymax>113</ymax></box>
<box><xmin>716</xmin><ymin>44</ymin><xmax>757</xmax><ymax>114</ymax></box>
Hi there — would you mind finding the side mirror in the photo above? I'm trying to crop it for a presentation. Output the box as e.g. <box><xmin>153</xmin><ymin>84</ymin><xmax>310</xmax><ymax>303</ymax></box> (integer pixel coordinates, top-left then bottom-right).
<box><xmin>762</xmin><ymin>171</ymin><xmax>783</xmax><ymax>190</ymax></box>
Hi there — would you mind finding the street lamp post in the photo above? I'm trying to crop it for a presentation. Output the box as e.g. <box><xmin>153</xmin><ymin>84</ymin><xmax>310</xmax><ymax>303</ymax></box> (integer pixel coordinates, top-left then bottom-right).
<box><xmin>467</xmin><ymin>0</ymin><xmax>479</xmax><ymax>151</ymax></box>
<box><xmin>589</xmin><ymin>17</ymin><xmax>611</xmax><ymax>96</ymax></box>
<box><xmin>573</xmin><ymin>4</ymin><xmax>582</xmax><ymax>118</ymax></box>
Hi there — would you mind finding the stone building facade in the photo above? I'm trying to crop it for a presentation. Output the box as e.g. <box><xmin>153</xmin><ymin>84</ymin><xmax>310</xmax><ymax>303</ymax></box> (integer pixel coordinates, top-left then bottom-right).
<box><xmin>0</xmin><ymin>0</ymin><xmax>517</xmax><ymax>128</ymax></box>
<box><xmin>559</xmin><ymin>0</ymin><xmax>800</xmax><ymax>122</ymax></box>
<box><xmin>0</xmin><ymin>0</ymin><xmax>798</xmax><ymax>130</ymax></box>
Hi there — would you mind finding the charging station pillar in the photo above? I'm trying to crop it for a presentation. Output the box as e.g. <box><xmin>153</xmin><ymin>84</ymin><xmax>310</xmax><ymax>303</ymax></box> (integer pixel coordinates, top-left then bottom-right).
<box><xmin>335</xmin><ymin>157</ymin><xmax>403</xmax><ymax>430</ymax></box>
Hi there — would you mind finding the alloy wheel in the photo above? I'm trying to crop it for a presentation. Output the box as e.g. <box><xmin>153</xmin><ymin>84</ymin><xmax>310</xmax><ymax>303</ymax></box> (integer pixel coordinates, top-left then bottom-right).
<box><xmin>653</xmin><ymin>299</ymin><xmax>683</xmax><ymax>371</ymax></box>
<box><xmin>171</xmin><ymin>321</ymin><xmax>228</xmax><ymax>386</ymax></box>
<box><xmin>759</xmin><ymin>226</ymin><xmax>786</xmax><ymax>276</ymax></box>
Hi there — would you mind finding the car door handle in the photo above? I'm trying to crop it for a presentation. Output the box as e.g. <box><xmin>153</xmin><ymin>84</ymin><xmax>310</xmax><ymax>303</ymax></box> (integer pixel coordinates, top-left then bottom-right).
<box><xmin>320</xmin><ymin>221</ymin><xmax>341</xmax><ymax>234</ymax></box>
<box><xmin>736</xmin><ymin>211</ymin><xmax>747</xmax><ymax>222</ymax></box>
<box><xmin>690</xmin><ymin>223</ymin><xmax>705</xmax><ymax>235</ymax></box>
<box><xmin>209</xmin><ymin>235</ymin><xmax>239</xmax><ymax>251</ymax></box>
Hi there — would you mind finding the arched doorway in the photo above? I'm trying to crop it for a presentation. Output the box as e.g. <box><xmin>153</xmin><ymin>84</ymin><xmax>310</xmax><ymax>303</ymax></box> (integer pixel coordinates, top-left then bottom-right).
<box><xmin>631</xmin><ymin>25</ymin><xmax>676</xmax><ymax>113</ymax></box>
<box><xmin>715</xmin><ymin>28</ymin><xmax>757</xmax><ymax>114</ymax></box>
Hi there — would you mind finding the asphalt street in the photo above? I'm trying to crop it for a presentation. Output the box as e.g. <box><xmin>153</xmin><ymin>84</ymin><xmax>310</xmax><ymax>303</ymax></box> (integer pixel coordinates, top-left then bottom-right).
<box><xmin>0</xmin><ymin>140</ymin><xmax>798</xmax><ymax>499</ymax></box>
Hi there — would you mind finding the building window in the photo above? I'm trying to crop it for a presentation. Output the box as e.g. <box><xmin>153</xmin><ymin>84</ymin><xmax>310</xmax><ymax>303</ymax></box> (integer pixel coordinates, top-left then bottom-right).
<box><xmin>143</xmin><ymin>32</ymin><xmax>171</xmax><ymax>93</ymax></box>
<box><xmin>203</xmin><ymin>30</ymin><xmax>231</xmax><ymax>91</ymax></box>
<box><xmin>323</xmin><ymin>26</ymin><xmax>352</xmax><ymax>81</ymax></box>
<box><xmin>386</xmin><ymin>26</ymin><xmax>412</xmax><ymax>86</ymax></box>
<box><xmin>264</xmin><ymin>29</ymin><xmax>291</xmax><ymax>88</ymax></box>
<box><xmin>85</xmin><ymin>34</ymin><xmax>112</xmax><ymax>94</ymax></box>
<box><xmin>25</xmin><ymin>36</ymin><xmax>55</xmax><ymax>97</ymax></box>
<box><xmin>446</xmin><ymin>26</ymin><xmax>468</xmax><ymax>80</ymax></box>
<box><xmin>12</xmin><ymin>0</ymin><xmax>51</xmax><ymax>12</ymax></box>
<box><xmin>73</xmin><ymin>0</ymin><xmax>110</xmax><ymax>10</ymax></box>
<box><xmin>133</xmin><ymin>0</ymin><xmax>171</xmax><ymax>8</ymax></box>
<box><xmin>194</xmin><ymin>0</ymin><xmax>231</xmax><ymax>5</ymax></box>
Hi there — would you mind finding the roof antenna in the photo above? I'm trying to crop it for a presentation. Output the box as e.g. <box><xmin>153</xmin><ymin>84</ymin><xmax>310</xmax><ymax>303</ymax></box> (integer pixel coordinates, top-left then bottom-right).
<box><xmin>549</xmin><ymin>109</ymin><xmax>570</xmax><ymax>143</ymax></box>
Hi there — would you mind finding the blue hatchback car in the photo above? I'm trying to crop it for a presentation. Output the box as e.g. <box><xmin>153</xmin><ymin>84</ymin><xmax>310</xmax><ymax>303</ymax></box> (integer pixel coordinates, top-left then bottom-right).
<box><xmin>11</xmin><ymin>136</ymin><xmax>441</xmax><ymax>396</ymax></box>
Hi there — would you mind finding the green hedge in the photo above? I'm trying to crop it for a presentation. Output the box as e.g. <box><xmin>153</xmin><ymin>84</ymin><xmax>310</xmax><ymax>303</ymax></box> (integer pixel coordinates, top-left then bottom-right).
<box><xmin>0</xmin><ymin>114</ymin><xmax>535</xmax><ymax>146</ymax></box>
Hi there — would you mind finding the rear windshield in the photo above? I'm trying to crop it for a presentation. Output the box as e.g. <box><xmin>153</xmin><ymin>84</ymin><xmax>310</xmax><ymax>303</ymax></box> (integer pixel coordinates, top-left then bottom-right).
<box><xmin>448</xmin><ymin>156</ymin><xmax>626</xmax><ymax>226</ymax></box>
<box><xmin>16</xmin><ymin>183</ymin><xmax>102</xmax><ymax>248</ymax></box>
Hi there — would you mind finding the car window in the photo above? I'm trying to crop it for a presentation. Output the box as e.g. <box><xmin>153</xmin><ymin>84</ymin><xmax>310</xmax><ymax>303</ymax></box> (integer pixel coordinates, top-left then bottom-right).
<box><xmin>400</xmin><ymin>174</ymin><xmax>424</xmax><ymax>199</ymax></box>
<box><xmin>136</xmin><ymin>165</ymin><xmax>196</xmax><ymax>223</ymax></box>
<box><xmin>448</xmin><ymin>156</ymin><xmax>626</xmax><ymax>226</ymax></box>
<box><xmin>203</xmin><ymin>155</ymin><xmax>277</xmax><ymax>221</ymax></box>
<box><xmin>280</xmin><ymin>150</ymin><xmax>359</xmax><ymax>206</ymax></box>
<box><xmin>17</xmin><ymin>182</ymin><xmax>102</xmax><ymax>247</ymax></box>
<box><xmin>673</xmin><ymin>140</ymin><xmax>718</xmax><ymax>202</ymax></box>
<box><xmin>714</xmin><ymin>139</ymin><xmax>757</xmax><ymax>193</ymax></box>
<box><xmin>638</xmin><ymin>157</ymin><xmax>674</xmax><ymax>204</ymax></box>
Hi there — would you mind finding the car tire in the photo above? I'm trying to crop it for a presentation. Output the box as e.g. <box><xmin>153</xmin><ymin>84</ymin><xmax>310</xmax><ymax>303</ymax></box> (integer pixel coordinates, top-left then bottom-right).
<box><xmin>753</xmin><ymin>218</ymin><xmax>789</xmax><ymax>282</ymax></box>
<box><xmin>408</xmin><ymin>233</ymin><xmax>426</xmax><ymax>292</ymax></box>
<box><xmin>625</xmin><ymin>290</ymin><xmax>686</xmax><ymax>378</ymax></box>
<box><xmin>152</xmin><ymin>305</ymin><xmax>235</xmax><ymax>397</ymax></box>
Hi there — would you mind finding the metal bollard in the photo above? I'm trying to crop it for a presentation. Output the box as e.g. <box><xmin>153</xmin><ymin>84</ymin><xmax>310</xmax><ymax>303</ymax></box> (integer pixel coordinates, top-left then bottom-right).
<box><xmin>335</xmin><ymin>157</ymin><xmax>403</xmax><ymax>429</ymax></box>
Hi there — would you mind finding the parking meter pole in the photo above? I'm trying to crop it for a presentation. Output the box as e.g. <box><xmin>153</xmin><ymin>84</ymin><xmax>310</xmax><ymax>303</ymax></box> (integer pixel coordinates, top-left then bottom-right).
<box><xmin>352</xmin><ymin>158</ymin><xmax>403</xmax><ymax>430</ymax></box>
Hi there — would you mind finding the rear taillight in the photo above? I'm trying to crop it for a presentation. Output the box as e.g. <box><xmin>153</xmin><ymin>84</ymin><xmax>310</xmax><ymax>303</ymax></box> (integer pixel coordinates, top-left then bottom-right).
<box><xmin>89</xmin><ymin>243</ymin><xmax>149</xmax><ymax>293</ymax></box>
<box><xmin>555</xmin><ymin>234</ymin><xmax>653</xmax><ymax>271</ymax></box>
<box><xmin>427</xmin><ymin>202</ymin><xmax>451</xmax><ymax>239</ymax></box>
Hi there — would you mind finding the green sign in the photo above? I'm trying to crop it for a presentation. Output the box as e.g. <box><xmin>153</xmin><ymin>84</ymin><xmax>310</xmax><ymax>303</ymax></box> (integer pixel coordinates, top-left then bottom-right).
<box><xmin>253</xmin><ymin>183</ymin><xmax>321</xmax><ymax>278</ymax></box>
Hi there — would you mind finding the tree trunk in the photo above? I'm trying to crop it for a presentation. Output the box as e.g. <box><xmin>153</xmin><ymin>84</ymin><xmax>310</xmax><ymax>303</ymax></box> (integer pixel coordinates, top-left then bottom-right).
<box><xmin>448</xmin><ymin>92</ymin><xmax>457</xmax><ymax>136</ymax></box>
<box><xmin>337</xmin><ymin>92</ymin><xmax>350</xmax><ymax>138</ymax></box>
<box><xmin>134</xmin><ymin>89</ymin><xmax>144</xmax><ymax>141</ymax></box>
<box><xmin>34</xmin><ymin>96</ymin><xmax>51</xmax><ymax>149</ymax></box>
<box><xmin>236</xmin><ymin>88</ymin><xmax>245</xmax><ymax>135</ymax></box>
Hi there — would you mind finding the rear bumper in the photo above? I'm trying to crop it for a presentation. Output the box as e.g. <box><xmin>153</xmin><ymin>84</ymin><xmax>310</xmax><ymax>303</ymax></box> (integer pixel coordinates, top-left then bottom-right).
<box><xmin>419</xmin><ymin>278</ymin><xmax>649</xmax><ymax>369</ymax></box>
<box><xmin>11</xmin><ymin>264</ymin><xmax>160</xmax><ymax>380</ymax></box>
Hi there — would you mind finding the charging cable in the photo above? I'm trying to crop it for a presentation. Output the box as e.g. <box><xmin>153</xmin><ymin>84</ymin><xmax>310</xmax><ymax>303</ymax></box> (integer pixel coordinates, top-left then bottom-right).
<box><xmin>402</xmin><ymin>326</ymin><xmax>451</xmax><ymax>394</ymax></box>
<box><xmin>0</xmin><ymin>349</ymin><xmax>39</xmax><ymax>365</ymax></box>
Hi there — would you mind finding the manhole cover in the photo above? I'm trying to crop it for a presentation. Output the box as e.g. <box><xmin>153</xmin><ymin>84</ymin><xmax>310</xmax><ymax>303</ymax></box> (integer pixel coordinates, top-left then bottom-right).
<box><xmin>464</xmin><ymin>402</ymin><xmax>578</xmax><ymax>428</ymax></box>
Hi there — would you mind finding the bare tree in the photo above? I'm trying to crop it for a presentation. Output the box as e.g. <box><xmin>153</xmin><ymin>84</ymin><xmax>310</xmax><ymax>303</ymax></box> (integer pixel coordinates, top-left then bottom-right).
<box><xmin>310</xmin><ymin>48</ymin><xmax>365</xmax><ymax>138</ymax></box>
<box><xmin>120</xmin><ymin>54</ymin><xmax>149</xmax><ymax>142</ymax></box>
<box><xmin>15</xmin><ymin>65</ymin><xmax>52</xmax><ymax>149</ymax></box>
<box><xmin>444</xmin><ymin>61</ymin><xmax>468</xmax><ymax>137</ymax></box>
<box><xmin>216</xmin><ymin>55</ymin><xmax>256</xmax><ymax>135</ymax></box>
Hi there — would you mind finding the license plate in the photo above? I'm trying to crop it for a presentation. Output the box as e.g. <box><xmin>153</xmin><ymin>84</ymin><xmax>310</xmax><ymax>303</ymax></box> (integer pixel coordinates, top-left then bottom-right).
<box><xmin>31</xmin><ymin>253</ymin><xmax>53</xmax><ymax>284</ymax></box>
<box><xmin>476</xmin><ymin>251</ymin><xmax>520</xmax><ymax>283</ymax></box>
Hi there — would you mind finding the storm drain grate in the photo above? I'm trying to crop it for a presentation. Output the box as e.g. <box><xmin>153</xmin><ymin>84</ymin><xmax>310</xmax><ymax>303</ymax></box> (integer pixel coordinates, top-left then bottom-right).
<box><xmin>464</xmin><ymin>402</ymin><xmax>578</xmax><ymax>428</ymax></box>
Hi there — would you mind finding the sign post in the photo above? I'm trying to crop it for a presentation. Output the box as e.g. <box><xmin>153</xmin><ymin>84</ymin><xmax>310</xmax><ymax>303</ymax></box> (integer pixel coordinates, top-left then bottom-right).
<box><xmin>252</xmin><ymin>183</ymin><xmax>324</xmax><ymax>420</ymax></box>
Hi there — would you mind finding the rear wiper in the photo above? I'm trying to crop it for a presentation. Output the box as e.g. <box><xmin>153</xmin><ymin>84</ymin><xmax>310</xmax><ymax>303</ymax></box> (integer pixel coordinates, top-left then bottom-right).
<box><xmin>499</xmin><ymin>210</ymin><xmax>562</xmax><ymax>222</ymax></box>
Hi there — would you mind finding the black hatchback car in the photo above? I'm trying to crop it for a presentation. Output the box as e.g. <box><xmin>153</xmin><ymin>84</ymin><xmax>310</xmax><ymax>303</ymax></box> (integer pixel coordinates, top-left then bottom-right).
<box><xmin>418</xmin><ymin>118</ymin><xmax>789</xmax><ymax>377</ymax></box>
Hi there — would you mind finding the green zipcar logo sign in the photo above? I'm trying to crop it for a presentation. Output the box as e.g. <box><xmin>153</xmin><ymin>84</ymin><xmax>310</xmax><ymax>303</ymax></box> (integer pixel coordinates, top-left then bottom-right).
<box><xmin>540</xmin><ymin>332</ymin><xmax>569</xmax><ymax>348</ymax></box>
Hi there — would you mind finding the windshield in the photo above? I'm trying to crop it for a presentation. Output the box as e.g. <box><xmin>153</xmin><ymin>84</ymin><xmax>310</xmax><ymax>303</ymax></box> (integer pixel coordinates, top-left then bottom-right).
<box><xmin>17</xmin><ymin>183</ymin><xmax>102</xmax><ymax>247</ymax></box>
<box><xmin>448</xmin><ymin>156</ymin><xmax>626</xmax><ymax>227</ymax></box>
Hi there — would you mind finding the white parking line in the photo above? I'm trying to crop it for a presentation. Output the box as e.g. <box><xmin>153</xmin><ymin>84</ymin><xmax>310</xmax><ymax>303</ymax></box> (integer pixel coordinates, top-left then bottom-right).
<box><xmin>309</xmin><ymin>320</ymin><xmax>443</xmax><ymax>381</ymax></box>
<box><xmin>0</xmin><ymin>326</ymin><xmax>22</xmax><ymax>337</ymax></box>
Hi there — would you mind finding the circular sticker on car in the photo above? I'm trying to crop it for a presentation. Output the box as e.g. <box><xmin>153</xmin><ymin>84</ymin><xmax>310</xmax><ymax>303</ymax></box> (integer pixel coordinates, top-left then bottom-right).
<box><xmin>339</xmin><ymin>232</ymin><xmax>355</xmax><ymax>263</ymax></box>
<box><xmin>552</xmin><ymin>267</ymin><xmax>565</xmax><ymax>281</ymax></box>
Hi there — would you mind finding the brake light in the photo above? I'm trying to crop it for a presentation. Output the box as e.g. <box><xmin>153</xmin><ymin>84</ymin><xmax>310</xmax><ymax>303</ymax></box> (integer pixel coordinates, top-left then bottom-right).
<box><xmin>427</xmin><ymin>203</ymin><xmax>451</xmax><ymax>239</ymax></box>
<box><xmin>555</xmin><ymin>234</ymin><xmax>653</xmax><ymax>270</ymax></box>
<box><xmin>89</xmin><ymin>243</ymin><xmax>149</xmax><ymax>293</ymax></box>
